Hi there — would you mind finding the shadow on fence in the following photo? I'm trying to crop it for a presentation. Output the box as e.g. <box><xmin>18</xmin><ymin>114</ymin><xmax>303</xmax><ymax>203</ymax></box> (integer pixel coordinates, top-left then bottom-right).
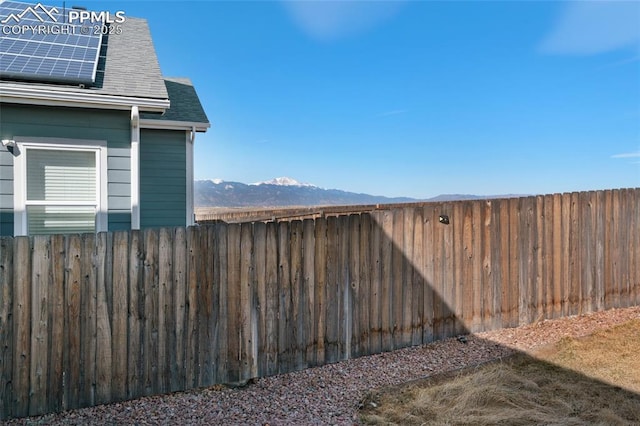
<box><xmin>0</xmin><ymin>188</ymin><xmax>639</xmax><ymax>419</ymax></box>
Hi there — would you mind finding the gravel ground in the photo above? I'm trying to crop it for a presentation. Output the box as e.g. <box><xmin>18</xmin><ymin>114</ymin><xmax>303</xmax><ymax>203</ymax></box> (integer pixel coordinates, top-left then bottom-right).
<box><xmin>6</xmin><ymin>306</ymin><xmax>640</xmax><ymax>426</ymax></box>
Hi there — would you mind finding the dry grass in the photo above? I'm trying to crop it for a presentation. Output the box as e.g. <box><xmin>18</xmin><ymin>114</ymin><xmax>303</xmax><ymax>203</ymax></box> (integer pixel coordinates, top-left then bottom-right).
<box><xmin>360</xmin><ymin>319</ymin><xmax>640</xmax><ymax>425</ymax></box>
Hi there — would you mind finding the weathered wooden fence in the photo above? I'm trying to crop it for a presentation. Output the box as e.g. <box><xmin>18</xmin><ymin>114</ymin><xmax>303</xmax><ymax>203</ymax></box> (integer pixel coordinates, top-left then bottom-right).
<box><xmin>1</xmin><ymin>188</ymin><xmax>639</xmax><ymax>419</ymax></box>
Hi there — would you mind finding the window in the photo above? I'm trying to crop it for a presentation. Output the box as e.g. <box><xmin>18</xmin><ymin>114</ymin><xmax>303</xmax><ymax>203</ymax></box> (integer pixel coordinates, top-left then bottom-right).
<box><xmin>14</xmin><ymin>139</ymin><xmax>107</xmax><ymax>236</ymax></box>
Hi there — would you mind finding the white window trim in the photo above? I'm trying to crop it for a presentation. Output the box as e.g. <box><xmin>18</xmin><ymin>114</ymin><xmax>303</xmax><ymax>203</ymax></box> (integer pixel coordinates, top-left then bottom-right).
<box><xmin>13</xmin><ymin>137</ymin><xmax>108</xmax><ymax>236</ymax></box>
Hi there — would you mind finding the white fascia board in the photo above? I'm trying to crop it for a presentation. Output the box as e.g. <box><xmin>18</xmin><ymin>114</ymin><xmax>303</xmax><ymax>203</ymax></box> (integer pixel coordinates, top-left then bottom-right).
<box><xmin>139</xmin><ymin>118</ymin><xmax>210</xmax><ymax>132</ymax></box>
<box><xmin>0</xmin><ymin>83</ymin><xmax>170</xmax><ymax>112</ymax></box>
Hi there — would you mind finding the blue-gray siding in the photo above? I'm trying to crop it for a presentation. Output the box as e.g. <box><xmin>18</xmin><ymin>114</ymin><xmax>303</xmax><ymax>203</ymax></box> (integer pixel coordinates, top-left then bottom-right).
<box><xmin>0</xmin><ymin>150</ymin><xmax>13</xmax><ymax>236</ymax></box>
<box><xmin>140</xmin><ymin>129</ymin><xmax>187</xmax><ymax>228</ymax></box>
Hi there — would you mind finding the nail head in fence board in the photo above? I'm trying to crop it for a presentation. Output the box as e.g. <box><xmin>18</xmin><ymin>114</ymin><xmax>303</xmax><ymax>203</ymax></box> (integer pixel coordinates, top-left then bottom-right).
<box><xmin>95</xmin><ymin>232</ymin><xmax>112</xmax><ymax>405</ymax></box>
<box><xmin>303</xmin><ymin>218</ymin><xmax>316</xmax><ymax>366</ymax></box>
<box><xmin>0</xmin><ymin>237</ymin><xmax>14</xmax><ymax>420</ymax></box>
<box><xmin>277</xmin><ymin>221</ymin><xmax>292</xmax><ymax>372</ymax></box>
<box><xmin>111</xmin><ymin>231</ymin><xmax>129</xmax><ymax>400</ymax></box>
<box><xmin>13</xmin><ymin>237</ymin><xmax>31</xmax><ymax>417</ymax></box>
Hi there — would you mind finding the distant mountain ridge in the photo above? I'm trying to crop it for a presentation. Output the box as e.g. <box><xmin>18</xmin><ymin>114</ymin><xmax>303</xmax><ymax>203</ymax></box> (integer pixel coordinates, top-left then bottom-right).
<box><xmin>195</xmin><ymin>177</ymin><xmax>522</xmax><ymax>208</ymax></box>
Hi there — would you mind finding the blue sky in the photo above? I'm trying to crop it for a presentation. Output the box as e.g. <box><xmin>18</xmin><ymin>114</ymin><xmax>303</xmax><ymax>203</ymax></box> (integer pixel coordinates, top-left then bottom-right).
<box><xmin>88</xmin><ymin>0</ymin><xmax>638</xmax><ymax>199</ymax></box>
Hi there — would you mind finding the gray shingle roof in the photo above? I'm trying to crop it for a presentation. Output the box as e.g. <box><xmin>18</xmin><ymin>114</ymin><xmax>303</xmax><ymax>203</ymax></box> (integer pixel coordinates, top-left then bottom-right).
<box><xmin>96</xmin><ymin>17</ymin><xmax>168</xmax><ymax>99</ymax></box>
<box><xmin>141</xmin><ymin>77</ymin><xmax>209</xmax><ymax>125</ymax></box>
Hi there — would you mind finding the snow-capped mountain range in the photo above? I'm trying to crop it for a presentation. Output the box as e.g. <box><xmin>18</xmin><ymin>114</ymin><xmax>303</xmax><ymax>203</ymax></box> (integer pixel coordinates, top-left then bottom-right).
<box><xmin>194</xmin><ymin>177</ymin><xmax>520</xmax><ymax>208</ymax></box>
<box><xmin>195</xmin><ymin>177</ymin><xmax>416</xmax><ymax>207</ymax></box>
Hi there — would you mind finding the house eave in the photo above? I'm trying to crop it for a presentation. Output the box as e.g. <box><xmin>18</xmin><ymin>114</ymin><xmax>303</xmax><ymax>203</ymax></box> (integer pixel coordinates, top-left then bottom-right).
<box><xmin>0</xmin><ymin>83</ymin><xmax>170</xmax><ymax>112</ymax></box>
<box><xmin>139</xmin><ymin>118</ymin><xmax>210</xmax><ymax>132</ymax></box>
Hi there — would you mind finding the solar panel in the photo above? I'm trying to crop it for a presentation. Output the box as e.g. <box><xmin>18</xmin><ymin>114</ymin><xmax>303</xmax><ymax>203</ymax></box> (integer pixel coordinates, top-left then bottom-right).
<box><xmin>0</xmin><ymin>0</ymin><xmax>104</xmax><ymax>85</ymax></box>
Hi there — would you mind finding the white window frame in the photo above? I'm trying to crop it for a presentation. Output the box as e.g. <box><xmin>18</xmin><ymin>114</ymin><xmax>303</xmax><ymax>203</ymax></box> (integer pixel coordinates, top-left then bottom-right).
<box><xmin>13</xmin><ymin>137</ymin><xmax>108</xmax><ymax>236</ymax></box>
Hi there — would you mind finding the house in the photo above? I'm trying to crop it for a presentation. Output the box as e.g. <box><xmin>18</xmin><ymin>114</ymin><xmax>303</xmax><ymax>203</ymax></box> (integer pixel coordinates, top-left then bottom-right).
<box><xmin>0</xmin><ymin>1</ymin><xmax>209</xmax><ymax>236</ymax></box>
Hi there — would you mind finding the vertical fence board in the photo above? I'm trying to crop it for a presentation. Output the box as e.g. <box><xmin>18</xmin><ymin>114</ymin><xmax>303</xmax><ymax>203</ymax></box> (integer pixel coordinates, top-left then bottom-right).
<box><xmin>215</xmin><ymin>224</ymin><xmax>229</xmax><ymax>383</ymax></box>
<box><xmin>391</xmin><ymin>209</ymin><xmax>404</xmax><ymax>348</ymax></box>
<box><xmin>158</xmin><ymin>228</ymin><xmax>173</xmax><ymax>393</ymax></box>
<box><xmin>534</xmin><ymin>196</ymin><xmax>545</xmax><ymax>322</ymax></box>
<box><xmin>264</xmin><ymin>222</ymin><xmax>278</xmax><ymax>375</ymax></box>
<box><xmin>401</xmin><ymin>208</ymin><xmax>413</xmax><ymax>346</ymax></box>
<box><xmin>480</xmin><ymin>201</ymin><xmax>493</xmax><ymax>331</ymax></box>
<box><xmin>0</xmin><ymin>237</ymin><xmax>14</xmax><ymax>419</ymax></box>
<box><xmin>379</xmin><ymin>211</ymin><xmax>393</xmax><ymax>351</ymax></box>
<box><xmin>289</xmin><ymin>221</ymin><xmax>304</xmax><ymax>369</ymax></box>
<box><xmin>325</xmin><ymin>217</ymin><xmax>339</xmax><ymax>362</ymax></box>
<box><xmin>226</xmin><ymin>224</ymin><xmax>241</xmax><ymax>383</ymax></box>
<box><xmin>348</xmin><ymin>215</ymin><xmax>360</xmax><ymax>358</ymax></box>
<box><xmin>410</xmin><ymin>208</ymin><xmax>424</xmax><ymax>345</ymax></box>
<box><xmin>358</xmin><ymin>214</ymin><xmax>371</xmax><ymax>355</ymax></box>
<box><xmin>254</xmin><ymin>222</ymin><xmax>267</xmax><ymax>376</ymax></box>
<box><xmin>13</xmin><ymin>237</ymin><xmax>31</xmax><ymax>418</ymax></box>
<box><xmin>368</xmin><ymin>213</ymin><xmax>382</xmax><ymax>352</ymax></box>
<box><xmin>185</xmin><ymin>227</ymin><xmax>199</xmax><ymax>388</ymax></box>
<box><xmin>47</xmin><ymin>235</ymin><xmax>64</xmax><ymax>413</ymax></box>
<box><xmin>508</xmin><ymin>198</ymin><xmax>520</xmax><ymax>327</ymax></box>
<box><xmin>551</xmin><ymin>194</ymin><xmax>563</xmax><ymax>318</ymax></box>
<box><xmin>95</xmin><ymin>233</ymin><xmax>112</xmax><ymax>405</ymax></box>
<box><xmin>171</xmin><ymin>228</ymin><xmax>187</xmax><ymax>391</ymax></box>
<box><xmin>632</xmin><ymin>189</ymin><xmax>640</xmax><ymax>306</ymax></box>
<box><xmin>421</xmin><ymin>206</ymin><xmax>435</xmax><ymax>343</ymax></box>
<box><xmin>277</xmin><ymin>222</ymin><xmax>293</xmax><ymax>371</ymax></box>
<box><xmin>619</xmin><ymin>189</ymin><xmax>631</xmax><ymax>307</ymax></box>
<box><xmin>65</xmin><ymin>235</ymin><xmax>81</xmax><ymax>409</ymax></box>
<box><xmin>111</xmin><ymin>232</ymin><xmax>129</xmax><ymax>400</ymax></box>
<box><xmin>80</xmin><ymin>234</ymin><xmax>96</xmax><ymax>407</ymax></box>
<box><xmin>313</xmin><ymin>218</ymin><xmax>327</xmax><ymax>366</ymax></box>
<box><xmin>494</xmin><ymin>200</ymin><xmax>509</xmax><ymax>328</ymax></box>
<box><xmin>303</xmin><ymin>219</ymin><xmax>316</xmax><ymax>366</ymax></box>
<box><xmin>29</xmin><ymin>236</ymin><xmax>49</xmax><ymax>416</ymax></box>
<box><xmin>240</xmin><ymin>222</ymin><xmax>255</xmax><ymax>381</ymax></box>
<box><xmin>142</xmin><ymin>230</ymin><xmax>159</xmax><ymax>395</ymax></box>
<box><xmin>338</xmin><ymin>215</ymin><xmax>350</xmax><ymax>359</ymax></box>
<box><xmin>197</xmin><ymin>227</ymin><xmax>213</xmax><ymax>387</ymax></box>
<box><xmin>460</xmin><ymin>202</ymin><xmax>474</xmax><ymax>333</ymax></box>
<box><xmin>127</xmin><ymin>231</ymin><xmax>142</xmax><ymax>399</ymax></box>
<box><xmin>542</xmin><ymin>196</ymin><xmax>554</xmax><ymax>320</ymax></box>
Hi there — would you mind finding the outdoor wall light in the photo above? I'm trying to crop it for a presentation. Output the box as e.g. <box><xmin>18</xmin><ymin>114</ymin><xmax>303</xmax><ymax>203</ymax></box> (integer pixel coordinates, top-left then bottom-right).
<box><xmin>1</xmin><ymin>139</ymin><xmax>15</xmax><ymax>149</ymax></box>
<box><xmin>439</xmin><ymin>214</ymin><xmax>450</xmax><ymax>225</ymax></box>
